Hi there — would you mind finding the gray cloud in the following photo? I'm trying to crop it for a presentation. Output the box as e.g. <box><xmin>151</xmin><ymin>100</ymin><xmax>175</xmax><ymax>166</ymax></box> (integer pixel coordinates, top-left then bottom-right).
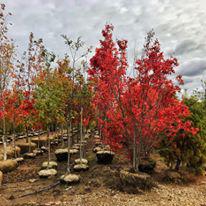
<box><xmin>179</xmin><ymin>59</ymin><xmax>206</xmax><ymax>77</ymax></box>
<box><xmin>2</xmin><ymin>0</ymin><xmax>206</xmax><ymax>92</ymax></box>
<box><xmin>174</xmin><ymin>40</ymin><xmax>204</xmax><ymax>55</ymax></box>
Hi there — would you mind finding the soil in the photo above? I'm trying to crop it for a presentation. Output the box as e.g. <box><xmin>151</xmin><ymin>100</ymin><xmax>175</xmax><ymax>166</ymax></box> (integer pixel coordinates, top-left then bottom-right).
<box><xmin>0</xmin><ymin>133</ymin><xmax>206</xmax><ymax>206</ymax></box>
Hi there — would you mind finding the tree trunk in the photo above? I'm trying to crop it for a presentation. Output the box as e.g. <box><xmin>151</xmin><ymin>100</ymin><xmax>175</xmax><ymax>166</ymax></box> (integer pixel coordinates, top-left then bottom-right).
<box><xmin>67</xmin><ymin>121</ymin><xmax>71</xmax><ymax>173</ymax></box>
<box><xmin>26</xmin><ymin>126</ymin><xmax>29</xmax><ymax>143</ymax></box>
<box><xmin>175</xmin><ymin>158</ymin><xmax>181</xmax><ymax>171</ymax></box>
<box><xmin>28</xmin><ymin>129</ymin><xmax>32</xmax><ymax>153</ymax></box>
<box><xmin>47</xmin><ymin>126</ymin><xmax>51</xmax><ymax>167</ymax></box>
<box><xmin>2</xmin><ymin>114</ymin><xmax>7</xmax><ymax>161</ymax></box>
<box><xmin>80</xmin><ymin>107</ymin><xmax>83</xmax><ymax>161</ymax></box>
<box><xmin>133</xmin><ymin>125</ymin><xmax>139</xmax><ymax>172</ymax></box>
<box><xmin>61</xmin><ymin>124</ymin><xmax>64</xmax><ymax>147</ymax></box>
<box><xmin>12</xmin><ymin>122</ymin><xmax>17</xmax><ymax>158</ymax></box>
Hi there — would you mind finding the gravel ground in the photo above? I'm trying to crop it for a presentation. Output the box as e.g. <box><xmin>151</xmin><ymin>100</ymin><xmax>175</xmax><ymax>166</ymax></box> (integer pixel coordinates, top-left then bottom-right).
<box><xmin>0</xmin><ymin>179</ymin><xmax>205</xmax><ymax>206</ymax></box>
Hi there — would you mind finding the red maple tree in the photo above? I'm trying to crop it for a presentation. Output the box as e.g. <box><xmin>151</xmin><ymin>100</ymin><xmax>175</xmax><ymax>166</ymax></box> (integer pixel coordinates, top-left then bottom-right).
<box><xmin>89</xmin><ymin>25</ymin><xmax>198</xmax><ymax>171</ymax></box>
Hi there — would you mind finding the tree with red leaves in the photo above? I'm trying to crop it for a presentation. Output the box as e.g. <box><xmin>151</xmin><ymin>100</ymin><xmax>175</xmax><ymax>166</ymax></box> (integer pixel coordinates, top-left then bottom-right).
<box><xmin>89</xmin><ymin>24</ymin><xmax>128</xmax><ymax>150</ymax></box>
<box><xmin>123</xmin><ymin>31</ymin><xmax>198</xmax><ymax>171</ymax></box>
<box><xmin>0</xmin><ymin>3</ymin><xmax>15</xmax><ymax>160</ymax></box>
<box><xmin>4</xmin><ymin>87</ymin><xmax>22</xmax><ymax>158</ymax></box>
<box><xmin>16</xmin><ymin>32</ymin><xmax>45</xmax><ymax>150</ymax></box>
<box><xmin>89</xmin><ymin>25</ymin><xmax>197</xmax><ymax>172</ymax></box>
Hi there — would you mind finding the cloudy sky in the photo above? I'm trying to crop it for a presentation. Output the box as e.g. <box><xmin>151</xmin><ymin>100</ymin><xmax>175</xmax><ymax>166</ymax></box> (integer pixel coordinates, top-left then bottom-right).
<box><xmin>2</xmin><ymin>0</ymin><xmax>206</xmax><ymax>92</ymax></box>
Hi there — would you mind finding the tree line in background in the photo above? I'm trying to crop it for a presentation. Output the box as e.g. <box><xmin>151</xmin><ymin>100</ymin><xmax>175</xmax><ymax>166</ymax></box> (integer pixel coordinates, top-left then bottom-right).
<box><xmin>0</xmin><ymin>3</ymin><xmax>206</xmax><ymax>174</ymax></box>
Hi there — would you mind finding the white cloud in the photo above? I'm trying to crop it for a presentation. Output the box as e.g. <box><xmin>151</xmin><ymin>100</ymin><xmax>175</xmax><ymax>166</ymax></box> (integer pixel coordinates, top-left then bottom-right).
<box><xmin>2</xmin><ymin>0</ymin><xmax>206</xmax><ymax>91</ymax></box>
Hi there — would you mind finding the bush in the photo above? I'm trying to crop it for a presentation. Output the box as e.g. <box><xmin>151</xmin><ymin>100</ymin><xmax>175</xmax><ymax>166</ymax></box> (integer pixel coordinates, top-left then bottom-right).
<box><xmin>159</xmin><ymin>95</ymin><xmax>206</xmax><ymax>174</ymax></box>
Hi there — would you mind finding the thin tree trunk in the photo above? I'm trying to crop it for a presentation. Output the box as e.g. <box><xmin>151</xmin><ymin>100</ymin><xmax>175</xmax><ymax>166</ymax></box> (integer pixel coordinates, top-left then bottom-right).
<box><xmin>26</xmin><ymin>126</ymin><xmax>29</xmax><ymax>143</ymax></box>
<box><xmin>37</xmin><ymin>133</ymin><xmax>40</xmax><ymax>149</ymax></box>
<box><xmin>67</xmin><ymin>121</ymin><xmax>71</xmax><ymax>173</ymax></box>
<box><xmin>133</xmin><ymin>127</ymin><xmax>137</xmax><ymax>171</ymax></box>
<box><xmin>2</xmin><ymin>113</ymin><xmax>7</xmax><ymax>160</ymax></box>
<box><xmin>47</xmin><ymin>126</ymin><xmax>51</xmax><ymax>167</ymax></box>
<box><xmin>29</xmin><ymin>131</ymin><xmax>32</xmax><ymax>153</ymax></box>
<box><xmin>133</xmin><ymin>125</ymin><xmax>140</xmax><ymax>172</ymax></box>
<box><xmin>61</xmin><ymin>124</ymin><xmax>64</xmax><ymax>147</ymax></box>
<box><xmin>80</xmin><ymin>107</ymin><xmax>83</xmax><ymax>161</ymax></box>
<box><xmin>12</xmin><ymin>122</ymin><xmax>17</xmax><ymax>158</ymax></box>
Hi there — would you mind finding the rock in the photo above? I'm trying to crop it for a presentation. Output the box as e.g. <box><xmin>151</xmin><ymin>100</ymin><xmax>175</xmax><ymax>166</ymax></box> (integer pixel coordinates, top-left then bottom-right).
<box><xmin>38</xmin><ymin>169</ymin><xmax>57</xmax><ymax>178</ymax></box>
<box><xmin>24</xmin><ymin>152</ymin><xmax>36</xmax><ymax>159</ymax></box>
<box><xmin>138</xmin><ymin>158</ymin><xmax>156</xmax><ymax>173</ymax></box>
<box><xmin>73</xmin><ymin>163</ymin><xmax>89</xmax><ymax>171</ymax></box>
<box><xmin>60</xmin><ymin>174</ymin><xmax>80</xmax><ymax>184</ymax></box>
<box><xmin>42</xmin><ymin>161</ymin><xmax>58</xmax><ymax>169</ymax></box>
<box><xmin>17</xmin><ymin>142</ymin><xmax>36</xmax><ymax>154</ymax></box>
<box><xmin>0</xmin><ymin>171</ymin><xmax>3</xmax><ymax>186</ymax></box>
<box><xmin>0</xmin><ymin>159</ymin><xmax>18</xmax><ymax>173</ymax></box>
<box><xmin>29</xmin><ymin>178</ymin><xmax>37</xmax><ymax>183</ymax></box>
<box><xmin>96</xmin><ymin>151</ymin><xmax>115</xmax><ymax>164</ymax></box>
<box><xmin>75</xmin><ymin>158</ymin><xmax>88</xmax><ymax>164</ymax></box>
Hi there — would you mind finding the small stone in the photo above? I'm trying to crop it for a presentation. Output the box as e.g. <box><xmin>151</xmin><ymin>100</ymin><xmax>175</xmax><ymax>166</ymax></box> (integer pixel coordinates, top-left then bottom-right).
<box><xmin>29</xmin><ymin>178</ymin><xmax>37</xmax><ymax>183</ymax></box>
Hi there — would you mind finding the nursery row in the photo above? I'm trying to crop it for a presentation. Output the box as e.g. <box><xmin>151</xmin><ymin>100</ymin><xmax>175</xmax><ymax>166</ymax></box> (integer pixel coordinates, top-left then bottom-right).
<box><xmin>0</xmin><ymin>3</ymin><xmax>206</xmax><ymax>188</ymax></box>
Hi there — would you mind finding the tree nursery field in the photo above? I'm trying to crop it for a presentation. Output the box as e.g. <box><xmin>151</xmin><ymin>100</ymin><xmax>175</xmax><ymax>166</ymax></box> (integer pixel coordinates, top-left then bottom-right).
<box><xmin>0</xmin><ymin>2</ymin><xmax>206</xmax><ymax>206</ymax></box>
